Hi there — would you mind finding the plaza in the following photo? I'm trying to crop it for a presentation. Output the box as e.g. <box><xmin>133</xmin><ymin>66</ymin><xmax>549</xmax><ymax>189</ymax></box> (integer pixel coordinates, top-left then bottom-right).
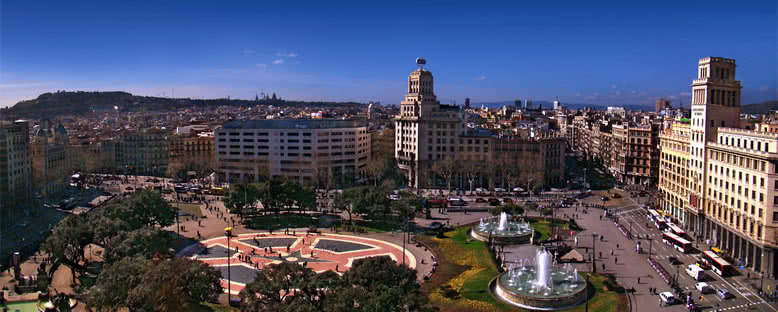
<box><xmin>180</xmin><ymin>232</ymin><xmax>417</xmax><ymax>294</ymax></box>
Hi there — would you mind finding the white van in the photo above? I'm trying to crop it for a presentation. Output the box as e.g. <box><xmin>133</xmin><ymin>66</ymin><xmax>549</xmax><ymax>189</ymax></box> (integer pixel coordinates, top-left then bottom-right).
<box><xmin>686</xmin><ymin>264</ymin><xmax>705</xmax><ymax>281</ymax></box>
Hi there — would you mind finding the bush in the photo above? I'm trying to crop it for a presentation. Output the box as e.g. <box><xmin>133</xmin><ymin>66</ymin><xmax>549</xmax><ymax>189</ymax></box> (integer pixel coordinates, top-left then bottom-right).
<box><xmin>439</xmin><ymin>284</ymin><xmax>461</xmax><ymax>299</ymax></box>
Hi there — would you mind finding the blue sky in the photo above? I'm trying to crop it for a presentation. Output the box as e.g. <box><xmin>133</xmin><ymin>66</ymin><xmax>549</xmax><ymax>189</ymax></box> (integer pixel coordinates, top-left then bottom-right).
<box><xmin>1</xmin><ymin>0</ymin><xmax>776</xmax><ymax>107</ymax></box>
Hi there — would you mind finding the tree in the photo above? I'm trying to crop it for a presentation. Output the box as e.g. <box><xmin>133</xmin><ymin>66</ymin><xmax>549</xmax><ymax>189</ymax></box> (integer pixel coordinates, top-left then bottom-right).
<box><xmin>87</xmin><ymin>257</ymin><xmax>222</xmax><ymax>312</ymax></box>
<box><xmin>85</xmin><ymin>257</ymin><xmax>147</xmax><ymax>312</ymax></box>
<box><xmin>238</xmin><ymin>258</ymin><xmax>437</xmax><ymax>312</ymax></box>
<box><xmin>337</xmin><ymin>256</ymin><xmax>437</xmax><ymax>312</ymax></box>
<box><xmin>524</xmin><ymin>202</ymin><xmax>538</xmax><ymax>217</ymax></box>
<box><xmin>224</xmin><ymin>183</ymin><xmax>259</xmax><ymax>216</ymax></box>
<box><xmin>43</xmin><ymin>215</ymin><xmax>93</xmax><ymax>280</ymax></box>
<box><xmin>431</xmin><ymin>157</ymin><xmax>459</xmax><ymax>192</ymax></box>
<box><xmin>332</xmin><ymin>191</ymin><xmax>354</xmax><ymax>228</ymax></box>
<box><xmin>124</xmin><ymin>190</ymin><xmax>176</xmax><ymax>228</ymax></box>
<box><xmin>461</xmin><ymin>162</ymin><xmax>483</xmax><ymax>194</ymax></box>
<box><xmin>364</xmin><ymin>158</ymin><xmax>389</xmax><ymax>187</ymax></box>
<box><xmin>239</xmin><ymin>262</ymin><xmax>331</xmax><ymax>312</ymax></box>
<box><xmin>103</xmin><ymin>227</ymin><xmax>172</xmax><ymax>264</ymax></box>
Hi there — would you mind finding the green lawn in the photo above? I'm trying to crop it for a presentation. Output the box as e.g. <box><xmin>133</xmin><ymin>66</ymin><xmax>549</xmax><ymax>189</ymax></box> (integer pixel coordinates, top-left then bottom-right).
<box><xmin>245</xmin><ymin>214</ymin><xmax>316</xmax><ymax>230</ymax></box>
<box><xmin>426</xmin><ymin>226</ymin><xmax>626</xmax><ymax>312</ymax></box>
<box><xmin>336</xmin><ymin>219</ymin><xmax>404</xmax><ymax>233</ymax></box>
<box><xmin>172</xmin><ymin>202</ymin><xmax>203</xmax><ymax>218</ymax></box>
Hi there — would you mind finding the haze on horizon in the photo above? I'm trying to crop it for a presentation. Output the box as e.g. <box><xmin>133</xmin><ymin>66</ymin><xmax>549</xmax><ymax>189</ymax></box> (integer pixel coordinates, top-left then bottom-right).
<box><xmin>1</xmin><ymin>0</ymin><xmax>776</xmax><ymax>108</ymax></box>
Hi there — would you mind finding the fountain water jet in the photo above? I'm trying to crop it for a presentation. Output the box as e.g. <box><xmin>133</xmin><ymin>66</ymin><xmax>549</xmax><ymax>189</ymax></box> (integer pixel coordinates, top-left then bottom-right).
<box><xmin>470</xmin><ymin>212</ymin><xmax>532</xmax><ymax>244</ymax></box>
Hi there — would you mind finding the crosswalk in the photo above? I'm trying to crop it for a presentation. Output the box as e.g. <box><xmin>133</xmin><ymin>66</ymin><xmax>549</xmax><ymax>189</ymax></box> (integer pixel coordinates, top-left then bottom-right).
<box><xmin>612</xmin><ymin>205</ymin><xmax>778</xmax><ymax>312</ymax></box>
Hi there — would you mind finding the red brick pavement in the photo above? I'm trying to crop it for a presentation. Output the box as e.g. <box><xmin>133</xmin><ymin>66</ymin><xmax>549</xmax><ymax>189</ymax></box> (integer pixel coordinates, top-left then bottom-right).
<box><xmin>183</xmin><ymin>232</ymin><xmax>416</xmax><ymax>294</ymax></box>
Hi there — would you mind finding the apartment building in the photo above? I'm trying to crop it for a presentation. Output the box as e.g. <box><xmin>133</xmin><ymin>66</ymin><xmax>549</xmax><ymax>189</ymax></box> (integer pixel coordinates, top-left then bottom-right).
<box><xmin>0</xmin><ymin>120</ymin><xmax>32</xmax><ymax>232</ymax></box>
<box><xmin>658</xmin><ymin>57</ymin><xmax>778</xmax><ymax>277</ymax></box>
<box><xmin>215</xmin><ymin>119</ymin><xmax>370</xmax><ymax>186</ymax></box>
<box><xmin>115</xmin><ymin>130</ymin><xmax>169</xmax><ymax>176</ymax></box>
<box><xmin>706</xmin><ymin>128</ymin><xmax>778</xmax><ymax>274</ymax></box>
<box><xmin>30</xmin><ymin>120</ymin><xmax>69</xmax><ymax>197</ymax></box>
<box><xmin>659</xmin><ymin>119</ymin><xmax>696</xmax><ymax>229</ymax></box>
<box><xmin>168</xmin><ymin>132</ymin><xmax>215</xmax><ymax>177</ymax></box>
<box><xmin>611</xmin><ymin>123</ymin><xmax>660</xmax><ymax>185</ymax></box>
<box><xmin>394</xmin><ymin>59</ymin><xmax>565</xmax><ymax>189</ymax></box>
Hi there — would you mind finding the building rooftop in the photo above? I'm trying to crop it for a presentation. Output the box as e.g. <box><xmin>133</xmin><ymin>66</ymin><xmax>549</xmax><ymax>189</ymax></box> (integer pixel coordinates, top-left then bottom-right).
<box><xmin>221</xmin><ymin>119</ymin><xmax>367</xmax><ymax>130</ymax></box>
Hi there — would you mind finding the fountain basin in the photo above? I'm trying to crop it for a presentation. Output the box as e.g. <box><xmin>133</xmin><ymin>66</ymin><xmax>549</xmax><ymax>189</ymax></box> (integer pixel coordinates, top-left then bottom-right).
<box><xmin>490</xmin><ymin>267</ymin><xmax>589</xmax><ymax>311</ymax></box>
<box><xmin>470</xmin><ymin>213</ymin><xmax>533</xmax><ymax>244</ymax></box>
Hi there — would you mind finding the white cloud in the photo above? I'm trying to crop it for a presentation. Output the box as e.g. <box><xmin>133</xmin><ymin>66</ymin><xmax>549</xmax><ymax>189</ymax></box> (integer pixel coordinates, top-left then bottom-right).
<box><xmin>272</xmin><ymin>59</ymin><xmax>285</xmax><ymax>65</ymax></box>
<box><xmin>255</xmin><ymin>64</ymin><xmax>267</xmax><ymax>69</ymax></box>
<box><xmin>277</xmin><ymin>52</ymin><xmax>298</xmax><ymax>58</ymax></box>
<box><xmin>242</xmin><ymin>49</ymin><xmax>256</xmax><ymax>56</ymax></box>
<box><xmin>474</xmin><ymin>75</ymin><xmax>487</xmax><ymax>81</ymax></box>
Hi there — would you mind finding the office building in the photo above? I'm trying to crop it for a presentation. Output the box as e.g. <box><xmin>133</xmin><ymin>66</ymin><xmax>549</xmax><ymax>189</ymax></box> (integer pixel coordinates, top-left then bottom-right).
<box><xmin>215</xmin><ymin>119</ymin><xmax>370</xmax><ymax>186</ymax></box>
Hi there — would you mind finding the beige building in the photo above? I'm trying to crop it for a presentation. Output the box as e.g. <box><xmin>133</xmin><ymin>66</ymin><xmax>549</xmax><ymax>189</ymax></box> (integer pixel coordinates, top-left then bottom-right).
<box><xmin>115</xmin><ymin>130</ymin><xmax>169</xmax><ymax>176</ymax></box>
<box><xmin>168</xmin><ymin>133</ymin><xmax>215</xmax><ymax>177</ymax></box>
<box><xmin>610</xmin><ymin>123</ymin><xmax>660</xmax><ymax>185</ymax></box>
<box><xmin>659</xmin><ymin>119</ymin><xmax>697</xmax><ymax>228</ymax></box>
<box><xmin>659</xmin><ymin>57</ymin><xmax>778</xmax><ymax>277</ymax></box>
<box><xmin>30</xmin><ymin>120</ymin><xmax>69</xmax><ymax>197</ymax></box>
<box><xmin>394</xmin><ymin>59</ymin><xmax>565</xmax><ymax>189</ymax></box>
<box><xmin>215</xmin><ymin>119</ymin><xmax>370</xmax><ymax>186</ymax></box>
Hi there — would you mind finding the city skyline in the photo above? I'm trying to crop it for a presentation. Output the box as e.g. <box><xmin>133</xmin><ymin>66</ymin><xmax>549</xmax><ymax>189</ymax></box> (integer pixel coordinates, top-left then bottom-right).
<box><xmin>1</xmin><ymin>0</ymin><xmax>776</xmax><ymax>108</ymax></box>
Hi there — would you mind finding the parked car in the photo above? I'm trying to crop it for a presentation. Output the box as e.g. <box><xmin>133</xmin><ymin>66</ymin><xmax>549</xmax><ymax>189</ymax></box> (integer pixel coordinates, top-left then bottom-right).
<box><xmin>494</xmin><ymin>188</ymin><xmax>507</xmax><ymax>193</ymax></box>
<box><xmin>659</xmin><ymin>292</ymin><xmax>675</xmax><ymax>305</ymax></box>
<box><xmin>388</xmin><ymin>194</ymin><xmax>401</xmax><ymax>200</ymax></box>
<box><xmin>600</xmin><ymin>196</ymin><xmax>609</xmax><ymax>201</ymax></box>
<box><xmin>716</xmin><ymin>288</ymin><xmax>732</xmax><ymax>299</ymax></box>
<box><xmin>695</xmin><ymin>282</ymin><xmax>714</xmax><ymax>294</ymax></box>
<box><xmin>475</xmin><ymin>198</ymin><xmax>487</xmax><ymax>203</ymax></box>
<box><xmin>488</xmin><ymin>198</ymin><xmax>500</xmax><ymax>206</ymax></box>
<box><xmin>612</xmin><ymin>193</ymin><xmax>622</xmax><ymax>198</ymax></box>
<box><xmin>512</xmin><ymin>187</ymin><xmax>525</xmax><ymax>192</ymax></box>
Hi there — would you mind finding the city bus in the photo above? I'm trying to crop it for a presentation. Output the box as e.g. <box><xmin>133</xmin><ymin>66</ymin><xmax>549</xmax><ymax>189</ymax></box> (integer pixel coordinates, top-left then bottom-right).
<box><xmin>702</xmin><ymin>250</ymin><xmax>734</xmax><ymax>277</ymax></box>
<box><xmin>648</xmin><ymin>209</ymin><xmax>662</xmax><ymax>222</ymax></box>
<box><xmin>662</xmin><ymin>232</ymin><xmax>693</xmax><ymax>253</ymax></box>
<box><xmin>665</xmin><ymin>224</ymin><xmax>691</xmax><ymax>240</ymax></box>
<box><xmin>654</xmin><ymin>217</ymin><xmax>668</xmax><ymax>230</ymax></box>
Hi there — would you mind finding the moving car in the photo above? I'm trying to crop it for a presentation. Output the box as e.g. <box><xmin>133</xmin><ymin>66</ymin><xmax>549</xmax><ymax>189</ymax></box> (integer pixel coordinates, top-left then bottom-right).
<box><xmin>494</xmin><ymin>188</ymin><xmax>507</xmax><ymax>193</ymax></box>
<box><xmin>600</xmin><ymin>196</ymin><xmax>609</xmax><ymax>201</ymax></box>
<box><xmin>695</xmin><ymin>282</ymin><xmax>713</xmax><ymax>294</ymax></box>
<box><xmin>659</xmin><ymin>292</ymin><xmax>675</xmax><ymax>305</ymax></box>
<box><xmin>717</xmin><ymin>288</ymin><xmax>732</xmax><ymax>299</ymax></box>
<box><xmin>388</xmin><ymin>194</ymin><xmax>401</xmax><ymax>200</ymax></box>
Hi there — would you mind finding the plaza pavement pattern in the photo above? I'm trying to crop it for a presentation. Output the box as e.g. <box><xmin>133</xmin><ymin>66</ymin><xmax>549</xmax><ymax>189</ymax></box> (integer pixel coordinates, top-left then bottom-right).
<box><xmin>179</xmin><ymin>232</ymin><xmax>416</xmax><ymax>294</ymax></box>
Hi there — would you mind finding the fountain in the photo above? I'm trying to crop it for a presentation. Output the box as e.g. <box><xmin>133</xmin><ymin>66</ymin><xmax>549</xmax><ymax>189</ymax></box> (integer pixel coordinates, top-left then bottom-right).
<box><xmin>490</xmin><ymin>247</ymin><xmax>589</xmax><ymax>310</ymax></box>
<box><xmin>470</xmin><ymin>212</ymin><xmax>533</xmax><ymax>244</ymax></box>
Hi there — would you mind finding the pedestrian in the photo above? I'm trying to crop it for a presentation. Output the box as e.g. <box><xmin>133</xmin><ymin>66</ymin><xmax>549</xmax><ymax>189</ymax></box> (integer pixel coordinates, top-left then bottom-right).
<box><xmin>614</xmin><ymin>257</ymin><xmax>618</xmax><ymax>264</ymax></box>
<box><xmin>610</xmin><ymin>249</ymin><xmax>613</xmax><ymax>256</ymax></box>
<box><xmin>602</xmin><ymin>263</ymin><xmax>605</xmax><ymax>271</ymax></box>
<box><xmin>616</xmin><ymin>244</ymin><xmax>619</xmax><ymax>249</ymax></box>
<box><xmin>637</xmin><ymin>277</ymin><xmax>640</xmax><ymax>284</ymax></box>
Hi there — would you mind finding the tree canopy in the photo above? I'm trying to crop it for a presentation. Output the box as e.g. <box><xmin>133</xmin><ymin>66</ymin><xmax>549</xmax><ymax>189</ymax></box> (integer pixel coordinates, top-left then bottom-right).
<box><xmin>239</xmin><ymin>256</ymin><xmax>436</xmax><ymax>312</ymax></box>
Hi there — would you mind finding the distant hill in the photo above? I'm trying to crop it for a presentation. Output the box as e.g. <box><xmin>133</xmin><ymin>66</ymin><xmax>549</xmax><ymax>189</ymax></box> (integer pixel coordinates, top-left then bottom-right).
<box><xmin>742</xmin><ymin>100</ymin><xmax>778</xmax><ymax>114</ymax></box>
<box><xmin>3</xmin><ymin>91</ymin><xmax>365</xmax><ymax>119</ymax></box>
<box><xmin>473</xmin><ymin>100</ymin><xmax>654</xmax><ymax>111</ymax></box>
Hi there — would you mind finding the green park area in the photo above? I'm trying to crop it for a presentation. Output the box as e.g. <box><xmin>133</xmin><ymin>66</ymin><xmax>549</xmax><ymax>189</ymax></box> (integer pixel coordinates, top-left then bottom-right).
<box><xmin>420</xmin><ymin>226</ymin><xmax>626</xmax><ymax>312</ymax></box>
<box><xmin>171</xmin><ymin>202</ymin><xmax>203</xmax><ymax>218</ymax></box>
<box><xmin>244</xmin><ymin>214</ymin><xmax>317</xmax><ymax>231</ymax></box>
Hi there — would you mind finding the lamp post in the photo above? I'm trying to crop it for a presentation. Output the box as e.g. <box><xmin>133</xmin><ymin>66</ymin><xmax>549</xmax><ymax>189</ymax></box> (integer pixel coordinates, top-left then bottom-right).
<box><xmin>592</xmin><ymin>232</ymin><xmax>598</xmax><ymax>273</ymax></box>
<box><xmin>585</xmin><ymin>273</ymin><xmax>591</xmax><ymax>312</ymax></box>
<box><xmin>225</xmin><ymin>227</ymin><xmax>233</xmax><ymax>302</ymax></box>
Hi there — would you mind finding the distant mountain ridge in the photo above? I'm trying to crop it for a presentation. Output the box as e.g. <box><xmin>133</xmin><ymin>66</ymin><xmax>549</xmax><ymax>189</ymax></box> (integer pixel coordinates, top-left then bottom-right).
<box><xmin>3</xmin><ymin>91</ymin><xmax>365</xmax><ymax>119</ymax></box>
<box><xmin>741</xmin><ymin>100</ymin><xmax>778</xmax><ymax>114</ymax></box>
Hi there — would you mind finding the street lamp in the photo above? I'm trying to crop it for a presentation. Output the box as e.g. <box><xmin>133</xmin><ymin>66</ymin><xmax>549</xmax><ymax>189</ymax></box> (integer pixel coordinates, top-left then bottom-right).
<box><xmin>585</xmin><ymin>273</ymin><xmax>591</xmax><ymax>312</ymax></box>
<box><xmin>591</xmin><ymin>232</ymin><xmax>598</xmax><ymax>273</ymax></box>
<box><xmin>225</xmin><ymin>227</ymin><xmax>233</xmax><ymax>302</ymax></box>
